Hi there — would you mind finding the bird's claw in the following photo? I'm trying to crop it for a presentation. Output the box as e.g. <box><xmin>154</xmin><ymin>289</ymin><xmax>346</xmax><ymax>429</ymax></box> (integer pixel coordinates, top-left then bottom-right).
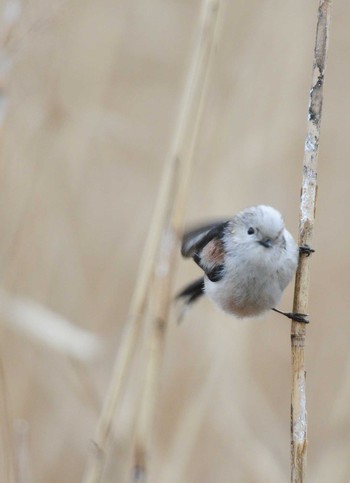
<box><xmin>285</xmin><ymin>312</ymin><xmax>310</xmax><ymax>324</ymax></box>
<box><xmin>299</xmin><ymin>245</ymin><xmax>315</xmax><ymax>257</ymax></box>
<box><xmin>272</xmin><ymin>308</ymin><xmax>309</xmax><ymax>324</ymax></box>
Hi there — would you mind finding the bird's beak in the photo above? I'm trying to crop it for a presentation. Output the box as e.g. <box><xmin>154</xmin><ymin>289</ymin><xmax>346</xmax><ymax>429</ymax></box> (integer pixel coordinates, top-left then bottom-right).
<box><xmin>259</xmin><ymin>238</ymin><xmax>272</xmax><ymax>248</ymax></box>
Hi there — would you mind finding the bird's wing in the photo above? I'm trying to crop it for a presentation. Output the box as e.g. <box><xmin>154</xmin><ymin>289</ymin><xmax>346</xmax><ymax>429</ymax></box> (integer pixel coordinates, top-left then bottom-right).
<box><xmin>181</xmin><ymin>220</ymin><xmax>229</xmax><ymax>282</ymax></box>
<box><xmin>181</xmin><ymin>221</ymin><xmax>228</xmax><ymax>257</ymax></box>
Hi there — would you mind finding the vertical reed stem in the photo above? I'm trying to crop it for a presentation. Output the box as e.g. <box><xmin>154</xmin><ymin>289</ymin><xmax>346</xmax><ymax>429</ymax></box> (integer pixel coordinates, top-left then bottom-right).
<box><xmin>291</xmin><ymin>1</ymin><xmax>332</xmax><ymax>481</ymax></box>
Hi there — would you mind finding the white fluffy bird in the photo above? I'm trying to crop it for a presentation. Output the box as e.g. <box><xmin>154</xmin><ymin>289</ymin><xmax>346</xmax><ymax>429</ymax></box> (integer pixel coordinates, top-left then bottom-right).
<box><xmin>177</xmin><ymin>205</ymin><xmax>312</xmax><ymax>323</ymax></box>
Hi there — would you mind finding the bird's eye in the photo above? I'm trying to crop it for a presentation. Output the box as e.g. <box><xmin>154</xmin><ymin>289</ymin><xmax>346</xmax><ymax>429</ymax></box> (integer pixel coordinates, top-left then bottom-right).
<box><xmin>247</xmin><ymin>227</ymin><xmax>255</xmax><ymax>235</ymax></box>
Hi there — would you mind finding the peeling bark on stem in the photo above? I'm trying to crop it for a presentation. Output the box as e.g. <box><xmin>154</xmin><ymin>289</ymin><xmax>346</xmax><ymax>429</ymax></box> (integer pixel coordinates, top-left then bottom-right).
<box><xmin>291</xmin><ymin>1</ymin><xmax>332</xmax><ymax>482</ymax></box>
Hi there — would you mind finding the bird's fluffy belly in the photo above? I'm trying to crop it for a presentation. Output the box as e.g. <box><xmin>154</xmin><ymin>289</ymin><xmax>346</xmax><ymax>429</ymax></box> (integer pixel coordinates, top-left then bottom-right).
<box><xmin>204</xmin><ymin>269</ymin><xmax>282</xmax><ymax>318</ymax></box>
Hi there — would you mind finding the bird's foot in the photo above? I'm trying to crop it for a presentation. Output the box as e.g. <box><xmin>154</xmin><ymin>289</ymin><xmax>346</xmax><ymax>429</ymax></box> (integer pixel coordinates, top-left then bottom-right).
<box><xmin>299</xmin><ymin>244</ymin><xmax>315</xmax><ymax>257</ymax></box>
<box><xmin>272</xmin><ymin>308</ymin><xmax>309</xmax><ymax>324</ymax></box>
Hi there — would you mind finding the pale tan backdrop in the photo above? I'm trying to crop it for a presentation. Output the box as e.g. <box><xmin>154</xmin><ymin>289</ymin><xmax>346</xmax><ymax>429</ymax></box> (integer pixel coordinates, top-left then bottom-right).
<box><xmin>0</xmin><ymin>0</ymin><xmax>349</xmax><ymax>482</ymax></box>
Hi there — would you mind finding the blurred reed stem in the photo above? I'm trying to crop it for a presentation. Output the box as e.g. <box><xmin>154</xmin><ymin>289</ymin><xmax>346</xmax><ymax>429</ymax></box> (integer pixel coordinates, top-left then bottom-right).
<box><xmin>291</xmin><ymin>1</ymin><xmax>332</xmax><ymax>481</ymax></box>
<box><xmin>132</xmin><ymin>4</ymin><xmax>221</xmax><ymax>479</ymax></box>
<box><xmin>82</xmin><ymin>1</ymin><xmax>221</xmax><ymax>482</ymax></box>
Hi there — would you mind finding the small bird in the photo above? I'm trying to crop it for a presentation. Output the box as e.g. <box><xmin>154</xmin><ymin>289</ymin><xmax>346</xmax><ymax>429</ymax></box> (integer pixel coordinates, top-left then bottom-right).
<box><xmin>177</xmin><ymin>205</ymin><xmax>312</xmax><ymax>323</ymax></box>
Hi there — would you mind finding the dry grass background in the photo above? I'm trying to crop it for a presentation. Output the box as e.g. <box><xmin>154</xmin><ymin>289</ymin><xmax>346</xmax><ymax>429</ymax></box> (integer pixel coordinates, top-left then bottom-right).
<box><xmin>0</xmin><ymin>0</ymin><xmax>349</xmax><ymax>482</ymax></box>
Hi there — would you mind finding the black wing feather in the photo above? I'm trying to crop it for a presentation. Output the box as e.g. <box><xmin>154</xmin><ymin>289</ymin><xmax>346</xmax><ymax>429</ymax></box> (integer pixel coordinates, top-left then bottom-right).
<box><xmin>181</xmin><ymin>220</ymin><xmax>229</xmax><ymax>283</ymax></box>
<box><xmin>176</xmin><ymin>277</ymin><xmax>205</xmax><ymax>304</ymax></box>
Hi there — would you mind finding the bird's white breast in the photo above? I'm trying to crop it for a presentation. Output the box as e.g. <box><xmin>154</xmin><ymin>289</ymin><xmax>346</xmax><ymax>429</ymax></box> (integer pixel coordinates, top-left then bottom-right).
<box><xmin>204</xmin><ymin>229</ymin><xmax>298</xmax><ymax>318</ymax></box>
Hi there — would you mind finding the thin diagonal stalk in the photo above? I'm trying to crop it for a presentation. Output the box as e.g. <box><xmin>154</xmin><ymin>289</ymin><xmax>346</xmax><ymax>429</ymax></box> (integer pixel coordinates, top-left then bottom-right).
<box><xmin>291</xmin><ymin>1</ymin><xmax>332</xmax><ymax>482</ymax></box>
<box><xmin>132</xmin><ymin>1</ymin><xmax>222</xmax><ymax>480</ymax></box>
<box><xmin>81</xmin><ymin>2</ymin><xmax>221</xmax><ymax>482</ymax></box>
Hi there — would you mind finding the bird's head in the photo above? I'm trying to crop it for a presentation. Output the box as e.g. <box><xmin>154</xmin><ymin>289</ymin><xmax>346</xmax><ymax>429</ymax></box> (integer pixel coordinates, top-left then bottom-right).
<box><xmin>229</xmin><ymin>205</ymin><xmax>286</xmax><ymax>252</ymax></box>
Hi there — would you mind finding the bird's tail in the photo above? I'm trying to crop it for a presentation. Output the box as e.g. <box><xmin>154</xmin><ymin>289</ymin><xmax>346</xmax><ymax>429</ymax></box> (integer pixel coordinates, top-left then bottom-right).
<box><xmin>175</xmin><ymin>277</ymin><xmax>205</xmax><ymax>322</ymax></box>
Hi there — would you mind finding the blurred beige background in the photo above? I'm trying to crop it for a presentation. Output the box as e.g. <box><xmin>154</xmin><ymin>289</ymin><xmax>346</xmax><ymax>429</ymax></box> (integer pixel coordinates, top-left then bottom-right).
<box><xmin>0</xmin><ymin>0</ymin><xmax>349</xmax><ymax>482</ymax></box>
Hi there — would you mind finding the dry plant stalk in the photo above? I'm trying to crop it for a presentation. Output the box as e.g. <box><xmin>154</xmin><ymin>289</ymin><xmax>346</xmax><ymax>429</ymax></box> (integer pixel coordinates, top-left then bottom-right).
<box><xmin>81</xmin><ymin>125</ymin><xmax>182</xmax><ymax>483</ymax></box>
<box><xmin>132</xmin><ymin>3</ymin><xmax>221</xmax><ymax>480</ymax></box>
<box><xmin>82</xmin><ymin>1</ymin><xmax>221</xmax><ymax>482</ymax></box>
<box><xmin>291</xmin><ymin>1</ymin><xmax>331</xmax><ymax>481</ymax></box>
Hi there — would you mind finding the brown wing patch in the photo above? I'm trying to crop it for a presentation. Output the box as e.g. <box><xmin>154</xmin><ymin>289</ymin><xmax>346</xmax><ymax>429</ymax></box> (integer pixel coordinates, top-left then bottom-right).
<box><xmin>201</xmin><ymin>239</ymin><xmax>225</xmax><ymax>265</ymax></box>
